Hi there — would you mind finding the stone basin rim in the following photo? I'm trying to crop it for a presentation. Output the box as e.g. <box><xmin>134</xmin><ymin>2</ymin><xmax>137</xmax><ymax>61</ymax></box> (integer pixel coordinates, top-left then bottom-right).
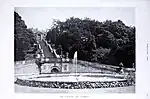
<box><xmin>16</xmin><ymin>73</ymin><xmax>127</xmax><ymax>83</ymax></box>
<box><xmin>15</xmin><ymin>73</ymin><xmax>134</xmax><ymax>89</ymax></box>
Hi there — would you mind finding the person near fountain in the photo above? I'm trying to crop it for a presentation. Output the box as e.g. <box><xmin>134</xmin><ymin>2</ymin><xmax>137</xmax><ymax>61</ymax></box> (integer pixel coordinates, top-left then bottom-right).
<box><xmin>116</xmin><ymin>62</ymin><xmax>124</xmax><ymax>74</ymax></box>
<box><xmin>35</xmin><ymin>51</ymin><xmax>42</xmax><ymax>74</ymax></box>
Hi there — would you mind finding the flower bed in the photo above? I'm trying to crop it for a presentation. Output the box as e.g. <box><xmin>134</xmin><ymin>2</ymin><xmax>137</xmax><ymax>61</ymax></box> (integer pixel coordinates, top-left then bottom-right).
<box><xmin>15</xmin><ymin>77</ymin><xmax>134</xmax><ymax>89</ymax></box>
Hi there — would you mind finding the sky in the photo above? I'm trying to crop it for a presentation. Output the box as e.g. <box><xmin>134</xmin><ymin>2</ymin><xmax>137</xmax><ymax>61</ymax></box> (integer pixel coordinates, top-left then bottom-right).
<box><xmin>15</xmin><ymin>7</ymin><xmax>135</xmax><ymax>30</ymax></box>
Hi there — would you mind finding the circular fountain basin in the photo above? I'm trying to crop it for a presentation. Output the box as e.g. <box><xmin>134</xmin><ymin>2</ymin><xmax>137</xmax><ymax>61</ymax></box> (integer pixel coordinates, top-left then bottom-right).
<box><xmin>28</xmin><ymin>75</ymin><xmax>125</xmax><ymax>82</ymax></box>
<box><xmin>15</xmin><ymin>73</ymin><xmax>134</xmax><ymax>89</ymax></box>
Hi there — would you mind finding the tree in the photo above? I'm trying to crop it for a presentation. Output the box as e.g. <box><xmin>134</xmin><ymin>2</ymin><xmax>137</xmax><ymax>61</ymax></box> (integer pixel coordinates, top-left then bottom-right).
<box><xmin>14</xmin><ymin>12</ymin><xmax>36</xmax><ymax>61</ymax></box>
<box><xmin>46</xmin><ymin>17</ymin><xmax>135</xmax><ymax>68</ymax></box>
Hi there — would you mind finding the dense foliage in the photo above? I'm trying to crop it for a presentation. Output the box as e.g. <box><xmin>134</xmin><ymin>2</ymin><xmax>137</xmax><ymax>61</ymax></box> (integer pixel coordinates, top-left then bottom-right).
<box><xmin>46</xmin><ymin>17</ymin><xmax>135</xmax><ymax>68</ymax></box>
<box><xmin>14</xmin><ymin>12</ymin><xmax>36</xmax><ymax>61</ymax></box>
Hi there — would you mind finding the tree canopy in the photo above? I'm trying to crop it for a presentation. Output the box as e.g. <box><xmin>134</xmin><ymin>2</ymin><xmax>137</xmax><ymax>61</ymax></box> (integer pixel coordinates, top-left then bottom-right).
<box><xmin>14</xmin><ymin>12</ymin><xmax>36</xmax><ymax>61</ymax></box>
<box><xmin>46</xmin><ymin>17</ymin><xmax>135</xmax><ymax>68</ymax></box>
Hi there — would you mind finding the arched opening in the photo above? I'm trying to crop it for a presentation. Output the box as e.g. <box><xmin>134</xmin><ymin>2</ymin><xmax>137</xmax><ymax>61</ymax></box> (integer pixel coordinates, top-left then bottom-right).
<box><xmin>51</xmin><ymin>67</ymin><xmax>60</xmax><ymax>73</ymax></box>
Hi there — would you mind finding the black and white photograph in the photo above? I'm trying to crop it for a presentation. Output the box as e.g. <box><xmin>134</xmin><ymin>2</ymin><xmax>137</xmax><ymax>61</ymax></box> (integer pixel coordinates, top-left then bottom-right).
<box><xmin>14</xmin><ymin>7</ymin><xmax>136</xmax><ymax>93</ymax></box>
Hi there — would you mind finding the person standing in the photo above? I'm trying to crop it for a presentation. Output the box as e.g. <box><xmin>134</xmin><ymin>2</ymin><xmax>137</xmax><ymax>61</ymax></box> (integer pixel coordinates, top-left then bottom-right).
<box><xmin>35</xmin><ymin>53</ymin><xmax>42</xmax><ymax>74</ymax></box>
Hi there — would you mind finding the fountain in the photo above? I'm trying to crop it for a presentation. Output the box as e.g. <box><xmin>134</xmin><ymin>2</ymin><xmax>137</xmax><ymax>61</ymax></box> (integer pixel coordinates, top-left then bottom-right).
<box><xmin>73</xmin><ymin>51</ymin><xmax>78</xmax><ymax>79</ymax></box>
<box><xmin>15</xmin><ymin>51</ymin><xmax>135</xmax><ymax>89</ymax></box>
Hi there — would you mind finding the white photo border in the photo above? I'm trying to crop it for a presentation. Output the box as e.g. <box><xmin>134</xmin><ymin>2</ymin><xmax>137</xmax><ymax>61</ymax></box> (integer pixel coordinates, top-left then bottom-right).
<box><xmin>0</xmin><ymin>0</ymin><xmax>150</xmax><ymax>99</ymax></box>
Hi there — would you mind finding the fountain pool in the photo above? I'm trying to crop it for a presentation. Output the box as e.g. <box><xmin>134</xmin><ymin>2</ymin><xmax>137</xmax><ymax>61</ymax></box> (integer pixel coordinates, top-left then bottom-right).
<box><xmin>15</xmin><ymin>73</ymin><xmax>133</xmax><ymax>89</ymax></box>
